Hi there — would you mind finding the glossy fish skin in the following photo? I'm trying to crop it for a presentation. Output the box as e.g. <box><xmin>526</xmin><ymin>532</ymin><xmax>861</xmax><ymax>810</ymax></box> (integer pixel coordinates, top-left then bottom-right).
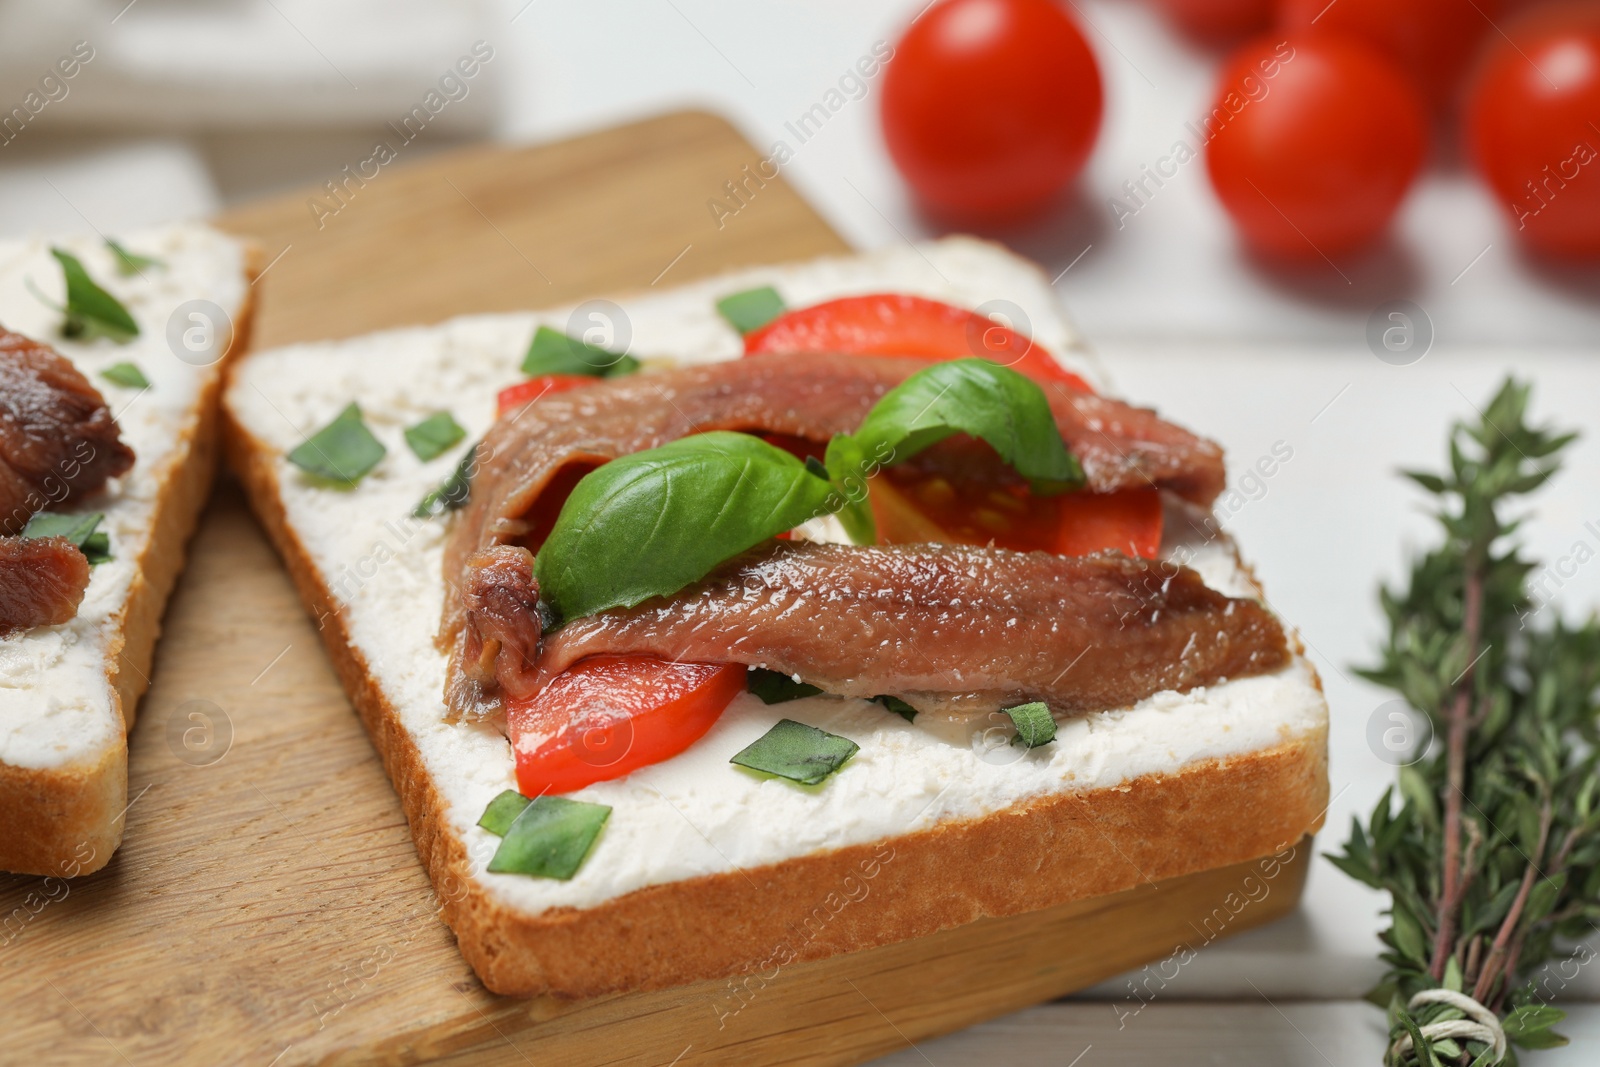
<box><xmin>533</xmin><ymin>542</ymin><xmax>1290</xmax><ymax>718</ymax></box>
<box><xmin>1050</xmin><ymin>386</ymin><xmax>1224</xmax><ymax>506</ymax></box>
<box><xmin>440</xmin><ymin>354</ymin><xmax>1225</xmax><ymax>672</ymax></box>
<box><xmin>0</xmin><ymin>535</ymin><xmax>90</xmax><ymax>636</ymax></box>
<box><xmin>0</xmin><ymin>326</ymin><xmax>135</xmax><ymax>534</ymax></box>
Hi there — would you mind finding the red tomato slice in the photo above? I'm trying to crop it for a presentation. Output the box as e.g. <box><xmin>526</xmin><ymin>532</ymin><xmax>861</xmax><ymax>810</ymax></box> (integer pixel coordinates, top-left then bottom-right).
<box><xmin>743</xmin><ymin>294</ymin><xmax>1094</xmax><ymax>393</ymax></box>
<box><xmin>871</xmin><ymin>462</ymin><xmax>1163</xmax><ymax>558</ymax></box>
<box><xmin>1051</xmin><ymin>486</ymin><xmax>1164</xmax><ymax>558</ymax></box>
<box><xmin>496</xmin><ymin>374</ymin><xmax>594</xmax><ymax>417</ymax></box>
<box><xmin>507</xmin><ymin>656</ymin><xmax>745</xmax><ymax>796</ymax></box>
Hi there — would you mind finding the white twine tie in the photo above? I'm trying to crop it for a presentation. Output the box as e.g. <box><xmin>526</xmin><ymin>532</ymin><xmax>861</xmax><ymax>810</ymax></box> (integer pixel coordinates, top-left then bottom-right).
<box><xmin>1387</xmin><ymin>988</ymin><xmax>1508</xmax><ymax>1063</ymax></box>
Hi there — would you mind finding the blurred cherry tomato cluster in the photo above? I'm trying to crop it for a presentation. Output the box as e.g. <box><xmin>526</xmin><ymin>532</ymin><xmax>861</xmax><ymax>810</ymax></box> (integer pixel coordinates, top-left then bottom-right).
<box><xmin>880</xmin><ymin>0</ymin><xmax>1600</xmax><ymax>261</ymax></box>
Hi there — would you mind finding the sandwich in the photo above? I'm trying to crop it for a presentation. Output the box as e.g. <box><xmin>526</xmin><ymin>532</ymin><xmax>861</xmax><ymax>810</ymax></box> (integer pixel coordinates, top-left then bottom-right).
<box><xmin>222</xmin><ymin>237</ymin><xmax>1327</xmax><ymax>997</ymax></box>
<box><xmin>0</xmin><ymin>226</ymin><xmax>257</xmax><ymax>877</ymax></box>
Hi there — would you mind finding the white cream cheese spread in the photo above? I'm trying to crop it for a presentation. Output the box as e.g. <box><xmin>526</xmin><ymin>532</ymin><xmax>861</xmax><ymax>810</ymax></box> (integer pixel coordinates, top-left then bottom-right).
<box><xmin>0</xmin><ymin>225</ymin><xmax>248</xmax><ymax>771</ymax></box>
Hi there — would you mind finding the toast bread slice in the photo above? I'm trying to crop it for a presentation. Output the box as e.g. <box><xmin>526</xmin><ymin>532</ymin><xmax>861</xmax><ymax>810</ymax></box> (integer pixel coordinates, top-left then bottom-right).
<box><xmin>0</xmin><ymin>226</ymin><xmax>258</xmax><ymax>877</ymax></box>
<box><xmin>222</xmin><ymin>237</ymin><xmax>1328</xmax><ymax>996</ymax></box>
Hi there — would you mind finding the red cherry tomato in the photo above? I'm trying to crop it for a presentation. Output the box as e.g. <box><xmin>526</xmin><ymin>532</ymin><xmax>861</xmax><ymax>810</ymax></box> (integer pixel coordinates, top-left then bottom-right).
<box><xmin>880</xmin><ymin>0</ymin><xmax>1104</xmax><ymax>222</ymax></box>
<box><xmin>1154</xmin><ymin>0</ymin><xmax>1274</xmax><ymax>44</ymax></box>
<box><xmin>1465</xmin><ymin>4</ymin><xmax>1600</xmax><ymax>259</ymax></box>
<box><xmin>1278</xmin><ymin>0</ymin><xmax>1499</xmax><ymax>109</ymax></box>
<box><xmin>1206</xmin><ymin>36</ymin><xmax>1429</xmax><ymax>259</ymax></box>
<box><xmin>871</xmin><ymin>461</ymin><xmax>1164</xmax><ymax>559</ymax></box>
<box><xmin>744</xmin><ymin>294</ymin><xmax>1094</xmax><ymax>392</ymax></box>
<box><xmin>507</xmin><ymin>656</ymin><xmax>745</xmax><ymax>796</ymax></box>
<box><xmin>496</xmin><ymin>374</ymin><xmax>593</xmax><ymax>417</ymax></box>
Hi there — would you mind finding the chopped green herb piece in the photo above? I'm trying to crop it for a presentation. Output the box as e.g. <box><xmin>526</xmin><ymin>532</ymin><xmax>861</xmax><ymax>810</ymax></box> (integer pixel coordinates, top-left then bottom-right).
<box><xmin>521</xmin><ymin>325</ymin><xmax>639</xmax><ymax>379</ymax></box>
<box><xmin>715</xmin><ymin>286</ymin><xmax>785</xmax><ymax>335</ymax></box>
<box><xmin>875</xmin><ymin>695</ymin><xmax>918</xmax><ymax>723</ymax></box>
<box><xmin>403</xmin><ymin>411</ymin><xmax>466</xmax><ymax>461</ymax></box>
<box><xmin>478</xmin><ymin>789</ymin><xmax>533</xmax><ymax>836</ymax></box>
<box><xmin>286</xmin><ymin>403</ymin><xmax>386</xmax><ymax>486</ymax></box>
<box><xmin>730</xmin><ymin>718</ymin><xmax>858</xmax><ymax>786</ymax></box>
<box><xmin>414</xmin><ymin>442</ymin><xmax>477</xmax><ymax>518</ymax></box>
<box><xmin>80</xmin><ymin>532</ymin><xmax>111</xmax><ymax>565</ymax></box>
<box><xmin>106</xmin><ymin>238</ymin><xmax>164</xmax><ymax>276</ymax></box>
<box><xmin>486</xmin><ymin>796</ymin><xmax>611</xmax><ymax>880</ymax></box>
<box><xmin>49</xmin><ymin>248</ymin><xmax>140</xmax><ymax>343</ymax></box>
<box><xmin>24</xmin><ymin>512</ymin><xmax>110</xmax><ymax>565</ymax></box>
<box><xmin>100</xmin><ymin>362</ymin><xmax>149</xmax><ymax>389</ymax></box>
<box><xmin>747</xmin><ymin>668</ymin><xmax>822</xmax><ymax>705</ymax></box>
<box><xmin>1005</xmin><ymin>702</ymin><xmax>1055</xmax><ymax>748</ymax></box>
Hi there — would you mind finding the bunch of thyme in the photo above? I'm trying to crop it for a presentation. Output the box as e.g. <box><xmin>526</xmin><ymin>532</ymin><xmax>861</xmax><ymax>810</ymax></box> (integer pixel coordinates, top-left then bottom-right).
<box><xmin>1331</xmin><ymin>379</ymin><xmax>1600</xmax><ymax>1066</ymax></box>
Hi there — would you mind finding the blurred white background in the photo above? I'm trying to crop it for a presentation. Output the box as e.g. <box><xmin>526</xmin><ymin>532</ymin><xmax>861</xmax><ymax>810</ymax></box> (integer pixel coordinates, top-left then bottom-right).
<box><xmin>1</xmin><ymin>0</ymin><xmax>1595</xmax><ymax>345</ymax></box>
<box><xmin>3</xmin><ymin>2</ymin><xmax>1598</xmax><ymax>1062</ymax></box>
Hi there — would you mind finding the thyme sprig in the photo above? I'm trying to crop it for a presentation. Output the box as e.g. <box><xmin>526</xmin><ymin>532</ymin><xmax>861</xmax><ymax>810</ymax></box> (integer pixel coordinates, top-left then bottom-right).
<box><xmin>1330</xmin><ymin>379</ymin><xmax>1600</xmax><ymax>1066</ymax></box>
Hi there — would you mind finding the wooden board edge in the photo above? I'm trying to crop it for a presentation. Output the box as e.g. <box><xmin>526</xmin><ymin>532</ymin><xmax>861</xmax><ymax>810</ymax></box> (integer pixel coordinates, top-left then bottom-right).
<box><xmin>333</xmin><ymin>837</ymin><xmax>1314</xmax><ymax>1067</ymax></box>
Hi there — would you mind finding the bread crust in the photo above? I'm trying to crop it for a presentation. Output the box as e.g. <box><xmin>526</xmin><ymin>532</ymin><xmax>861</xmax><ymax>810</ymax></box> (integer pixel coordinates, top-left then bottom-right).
<box><xmin>223</xmin><ymin>401</ymin><xmax>1329</xmax><ymax>998</ymax></box>
<box><xmin>0</xmin><ymin>258</ymin><xmax>259</xmax><ymax>878</ymax></box>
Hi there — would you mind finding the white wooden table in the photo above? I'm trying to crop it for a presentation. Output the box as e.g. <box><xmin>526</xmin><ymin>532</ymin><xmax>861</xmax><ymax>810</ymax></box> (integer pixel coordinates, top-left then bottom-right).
<box><xmin>870</xmin><ymin>1002</ymin><xmax>1600</xmax><ymax>1065</ymax></box>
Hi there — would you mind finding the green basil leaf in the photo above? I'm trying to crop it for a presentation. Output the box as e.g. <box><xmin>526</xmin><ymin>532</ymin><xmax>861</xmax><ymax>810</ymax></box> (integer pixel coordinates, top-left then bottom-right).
<box><xmin>100</xmin><ymin>362</ymin><xmax>150</xmax><ymax>389</ymax></box>
<box><xmin>24</xmin><ymin>511</ymin><xmax>111</xmax><ymax>565</ymax></box>
<box><xmin>50</xmin><ymin>248</ymin><xmax>140</xmax><ymax>343</ymax></box>
<box><xmin>414</xmin><ymin>441</ymin><xmax>477</xmax><ymax>518</ymax></box>
<box><xmin>715</xmin><ymin>286</ymin><xmax>784</xmax><ymax>335</ymax></box>
<box><xmin>486</xmin><ymin>796</ymin><xmax>611</xmax><ymax>880</ymax></box>
<box><xmin>478</xmin><ymin>789</ymin><xmax>533</xmax><ymax>836</ymax></box>
<box><xmin>831</xmin><ymin>358</ymin><xmax>1083</xmax><ymax>496</ymax></box>
<box><xmin>820</xmin><ymin>434</ymin><xmax>877</xmax><ymax>545</ymax></box>
<box><xmin>534</xmin><ymin>431</ymin><xmax>837</xmax><ymax>623</ymax></box>
<box><xmin>521</xmin><ymin>325</ymin><xmax>639</xmax><ymax>378</ymax></box>
<box><xmin>105</xmin><ymin>238</ymin><xmax>163</xmax><ymax>276</ymax></box>
<box><xmin>1005</xmin><ymin>701</ymin><xmax>1055</xmax><ymax>747</ymax></box>
<box><xmin>875</xmin><ymin>695</ymin><xmax>917</xmax><ymax>722</ymax></box>
<box><xmin>404</xmin><ymin>411</ymin><xmax>466</xmax><ymax>461</ymax></box>
<box><xmin>287</xmin><ymin>403</ymin><xmax>386</xmax><ymax>486</ymax></box>
<box><xmin>748</xmin><ymin>668</ymin><xmax>822</xmax><ymax>705</ymax></box>
<box><xmin>730</xmin><ymin>718</ymin><xmax>858</xmax><ymax>785</ymax></box>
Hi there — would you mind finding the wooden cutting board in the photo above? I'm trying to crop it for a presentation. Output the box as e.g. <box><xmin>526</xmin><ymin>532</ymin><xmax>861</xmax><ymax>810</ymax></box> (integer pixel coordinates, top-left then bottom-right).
<box><xmin>0</xmin><ymin>110</ymin><xmax>1308</xmax><ymax>1067</ymax></box>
